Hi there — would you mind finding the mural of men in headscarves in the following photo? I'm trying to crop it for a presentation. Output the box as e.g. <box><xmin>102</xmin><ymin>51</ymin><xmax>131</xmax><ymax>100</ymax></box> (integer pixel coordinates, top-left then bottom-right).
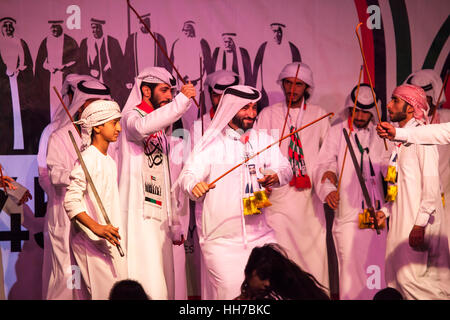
<box><xmin>169</xmin><ymin>20</ymin><xmax>213</xmax><ymax>131</ymax></box>
<box><xmin>35</xmin><ymin>20</ymin><xmax>79</xmax><ymax>121</ymax></box>
<box><xmin>124</xmin><ymin>13</ymin><xmax>172</xmax><ymax>90</ymax></box>
<box><xmin>212</xmin><ymin>33</ymin><xmax>253</xmax><ymax>86</ymax></box>
<box><xmin>170</xmin><ymin>20</ymin><xmax>213</xmax><ymax>85</ymax></box>
<box><xmin>0</xmin><ymin>17</ymin><xmax>36</xmax><ymax>155</ymax></box>
<box><xmin>79</xmin><ymin>18</ymin><xmax>127</xmax><ymax>106</ymax></box>
<box><xmin>254</xmin><ymin>23</ymin><xmax>301</xmax><ymax>109</ymax></box>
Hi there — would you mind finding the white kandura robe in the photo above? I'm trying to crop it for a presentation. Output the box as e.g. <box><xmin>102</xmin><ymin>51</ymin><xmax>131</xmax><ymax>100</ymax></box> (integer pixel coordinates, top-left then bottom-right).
<box><xmin>180</xmin><ymin>128</ymin><xmax>292</xmax><ymax>300</ymax></box>
<box><xmin>64</xmin><ymin>145</ymin><xmax>127</xmax><ymax>300</ymax></box>
<box><xmin>395</xmin><ymin>121</ymin><xmax>450</xmax><ymax>145</ymax></box>
<box><xmin>42</xmin><ymin>123</ymin><xmax>81</xmax><ymax>300</ymax></box>
<box><xmin>436</xmin><ymin>110</ymin><xmax>450</xmax><ymax>254</ymax></box>
<box><xmin>255</xmin><ymin>101</ymin><xmax>330</xmax><ymax>290</ymax></box>
<box><xmin>314</xmin><ymin>120</ymin><xmax>390</xmax><ymax>299</ymax></box>
<box><xmin>117</xmin><ymin>93</ymin><xmax>191</xmax><ymax>300</ymax></box>
<box><xmin>380</xmin><ymin>118</ymin><xmax>450</xmax><ymax>300</ymax></box>
<box><xmin>187</xmin><ymin>112</ymin><xmax>213</xmax><ymax>299</ymax></box>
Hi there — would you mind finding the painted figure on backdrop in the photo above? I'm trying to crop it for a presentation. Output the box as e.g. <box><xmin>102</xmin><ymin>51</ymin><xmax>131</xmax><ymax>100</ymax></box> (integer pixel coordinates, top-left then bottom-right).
<box><xmin>0</xmin><ymin>17</ymin><xmax>37</xmax><ymax>154</ymax></box>
<box><xmin>35</xmin><ymin>20</ymin><xmax>79</xmax><ymax>121</ymax></box>
<box><xmin>124</xmin><ymin>13</ymin><xmax>172</xmax><ymax>91</ymax></box>
<box><xmin>80</xmin><ymin>18</ymin><xmax>127</xmax><ymax>107</ymax></box>
<box><xmin>254</xmin><ymin>23</ymin><xmax>301</xmax><ymax>110</ymax></box>
<box><xmin>212</xmin><ymin>33</ymin><xmax>253</xmax><ymax>87</ymax></box>
<box><xmin>169</xmin><ymin>20</ymin><xmax>214</xmax><ymax>131</ymax></box>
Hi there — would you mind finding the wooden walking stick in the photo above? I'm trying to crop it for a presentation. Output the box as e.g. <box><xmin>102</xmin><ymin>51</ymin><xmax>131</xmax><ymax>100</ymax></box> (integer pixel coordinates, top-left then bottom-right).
<box><xmin>208</xmin><ymin>112</ymin><xmax>334</xmax><ymax>187</ymax></box>
<box><xmin>355</xmin><ymin>22</ymin><xmax>387</xmax><ymax>150</ymax></box>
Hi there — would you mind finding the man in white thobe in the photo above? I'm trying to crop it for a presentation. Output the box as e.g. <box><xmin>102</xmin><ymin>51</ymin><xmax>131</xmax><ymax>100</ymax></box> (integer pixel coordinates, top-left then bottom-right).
<box><xmin>43</xmin><ymin>79</ymin><xmax>111</xmax><ymax>299</ymax></box>
<box><xmin>404</xmin><ymin>69</ymin><xmax>450</xmax><ymax>234</ymax></box>
<box><xmin>375</xmin><ymin>84</ymin><xmax>450</xmax><ymax>299</ymax></box>
<box><xmin>255</xmin><ymin>62</ymin><xmax>330</xmax><ymax>290</ymax></box>
<box><xmin>116</xmin><ymin>67</ymin><xmax>195</xmax><ymax>300</ymax></box>
<box><xmin>314</xmin><ymin>84</ymin><xmax>390</xmax><ymax>299</ymax></box>
<box><xmin>176</xmin><ymin>85</ymin><xmax>292</xmax><ymax>300</ymax></box>
<box><xmin>187</xmin><ymin>70</ymin><xmax>241</xmax><ymax>299</ymax></box>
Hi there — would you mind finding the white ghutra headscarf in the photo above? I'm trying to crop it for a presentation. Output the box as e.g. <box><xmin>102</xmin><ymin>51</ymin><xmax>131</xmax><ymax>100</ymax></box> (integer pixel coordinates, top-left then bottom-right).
<box><xmin>74</xmin><ymin>99</ymin><xmax>121</xmax><ymax>150</ymax></box>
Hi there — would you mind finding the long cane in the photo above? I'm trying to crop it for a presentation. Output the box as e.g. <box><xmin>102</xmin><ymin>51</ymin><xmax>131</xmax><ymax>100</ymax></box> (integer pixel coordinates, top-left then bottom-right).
<box><xmin>208</xmin><ymin>112</ymin><xmax>333</xmax><ymax>187</ymax></box>
<box><xmin>355</xmin><ymin>22</ymin><xmax>387</xmax><ymax>150</ymax></box>
<box><xmin>126</xmin><ymin>0</ymin><xmax>201</xmax><ymax>110</ymax></box>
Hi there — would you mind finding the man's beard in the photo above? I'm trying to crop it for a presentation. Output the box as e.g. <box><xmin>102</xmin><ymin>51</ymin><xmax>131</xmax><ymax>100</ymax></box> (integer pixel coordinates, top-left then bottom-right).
<box><xmin>151</xmin><ymin>97</ymin><xmax>172</xmax><ymax>109</ymax></box>
<box><xmin>285</xmin><ymin>94</ymin><xmax>302</xmax><ymax>106</ymax></box>
<box><xmin>230</xmin><ymin>115</ymin><xmax>255</xmax><ymax>131</ymax></box>
<box><xmin>389</xmin><ymin>104</ymin><xmax>408</xmax><ymax>123</ymax></box>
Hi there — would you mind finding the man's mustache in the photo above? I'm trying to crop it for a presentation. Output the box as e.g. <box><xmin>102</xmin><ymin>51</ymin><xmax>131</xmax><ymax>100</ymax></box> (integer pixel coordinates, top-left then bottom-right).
<box><xmin>154</xmin><ymin>99</ymin><xmax>172</xmax><ymax>108</ymax></box>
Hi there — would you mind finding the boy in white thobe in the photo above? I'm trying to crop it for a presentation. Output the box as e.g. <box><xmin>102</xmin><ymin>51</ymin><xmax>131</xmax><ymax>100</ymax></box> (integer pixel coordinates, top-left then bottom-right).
<box><xmin>42</xmin><ymin>79</ymin><xmax>111</xmax><ymax>300</ymax></box>
<box><xmin>64</xmin><ymin>100</ymin><xmax>127</xmax><ymax>300</ymax></box>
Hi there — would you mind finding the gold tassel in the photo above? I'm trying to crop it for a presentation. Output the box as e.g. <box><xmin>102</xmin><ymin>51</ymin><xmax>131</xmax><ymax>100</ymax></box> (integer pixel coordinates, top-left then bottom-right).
<box><xmin>243</xmin><ymin>196</ymin><xmax>261</xmax><ymax>216</ymax></box>
<box><xmin>385</xmin><ymin>166</ymin><xmax>397</xmax><ymax>183</ymax></box>
<box><xmin>385</xmin><ymin>185</ymin><xmax>398</xmax><ymax>202</ymax></box>
<box><xmin>358</xmin><ymin>209</ymin><xmax>385</xmax><ymax>229</ymax></box>
<box><xmin>442</xmin><ymin>192</ymin><xmax>445</xmax><ymax>208</ymax></box>
<box><xmin>358</xmin><ymin>210</ymin><xmax>371</xmax><ymax>229</ymax></box>
<box><xmin>254</xmin><ymin>190</ymin><xmax>272</xmax><ymax>209</ymax></box>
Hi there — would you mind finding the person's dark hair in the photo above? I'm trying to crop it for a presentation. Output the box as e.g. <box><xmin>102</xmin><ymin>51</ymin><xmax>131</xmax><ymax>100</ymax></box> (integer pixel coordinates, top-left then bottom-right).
<box><xmin>109</xmin><ymin>279</ymin><xmax>149</xmax><ymax>300</ymax></box>
<box><xmin>239</xmin><ymin>243</ymin><xmax>330</xmax><ymax>300</ymax></box>
<box><xmin>140</xmin><ymin>81</ymin><xmax>158</xmax><ymax>98</ymax></box>
<box><xmin>373</xmin><ymin>287</ymin><xmax>403</xmax><ymax>300</ymax></box>
<box><xmin>304</xmin><ymin>89</ymin><xmax>310</xmax><ymax>102</ymax></box>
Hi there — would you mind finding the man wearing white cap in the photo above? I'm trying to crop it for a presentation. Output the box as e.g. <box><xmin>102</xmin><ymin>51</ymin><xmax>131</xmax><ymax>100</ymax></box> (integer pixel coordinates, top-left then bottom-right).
<box><xmin>255</xmin><ymin>62</ymin><xmax>330</xmax><ymax>290</ymax></box>
<box><xmin>175</xmin><ymin>85</ymin><xmax>292</xmax><ymax>299</ymax></box>
<box><xmin>43</xmin><ymin>78</ymin><xmax>111</xmax><ymax>299</ymax></box>
<box><xmin>314</xmin><ymin>84</ymin><xmax>390</xmax><ymax>299</ymax></box>
<box><xmin>64</xmin><ymin>99</ymin><xmax>126</xmax><ymax>300</ymax></box>
<box><xmin>374</xmin><ymin>84</ymin><xmax>450</xmax><ymax>299</ymax></box>
<box><xmin>117</xmin><ymin>67</ymin><xmax>195</xmax><ymax>299</ymax></box>
<box><xmin>190</xmin><ymin>70</ymin><xmax>241</xmax><ymax>140</ymax></box>
<box><xmin>405</xmin><ymin>69</ymin><xmax>447</xmax><ymax>124</ymax></box>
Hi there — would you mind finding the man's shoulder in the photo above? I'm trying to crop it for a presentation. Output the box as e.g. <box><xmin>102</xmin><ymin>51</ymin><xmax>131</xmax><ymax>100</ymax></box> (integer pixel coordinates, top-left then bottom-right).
<box><xmin>259</xmin><ymin>102</ymin><xmax>284</xmax><ymax>116</ymax></box>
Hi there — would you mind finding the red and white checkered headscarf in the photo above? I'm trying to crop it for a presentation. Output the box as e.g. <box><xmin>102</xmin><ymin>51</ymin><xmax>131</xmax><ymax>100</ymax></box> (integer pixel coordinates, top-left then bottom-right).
<box><xmin>392</xmin><ymin>84</ymin><xmax>430</xmax><ymax>124</ymax></box>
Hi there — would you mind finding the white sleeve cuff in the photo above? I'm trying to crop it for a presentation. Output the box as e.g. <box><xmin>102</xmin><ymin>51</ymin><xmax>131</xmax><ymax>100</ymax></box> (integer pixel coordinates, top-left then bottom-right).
<box><xmin>414</xmin><ymin>212</ymin><xmax>430</xmax><ymax>227</ymax></box>
<box><xmin>394</xmin><ymin>127</ymin><xmax>408</xmax><ymax>143</ymax></box>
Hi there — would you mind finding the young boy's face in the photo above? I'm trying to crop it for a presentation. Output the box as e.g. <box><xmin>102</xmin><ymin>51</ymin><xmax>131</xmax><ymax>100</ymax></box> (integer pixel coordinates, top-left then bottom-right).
<box><xmin>97</xmin><ymin>117</ymin><xmax>122</xmax><ymax>142</ymax></box>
